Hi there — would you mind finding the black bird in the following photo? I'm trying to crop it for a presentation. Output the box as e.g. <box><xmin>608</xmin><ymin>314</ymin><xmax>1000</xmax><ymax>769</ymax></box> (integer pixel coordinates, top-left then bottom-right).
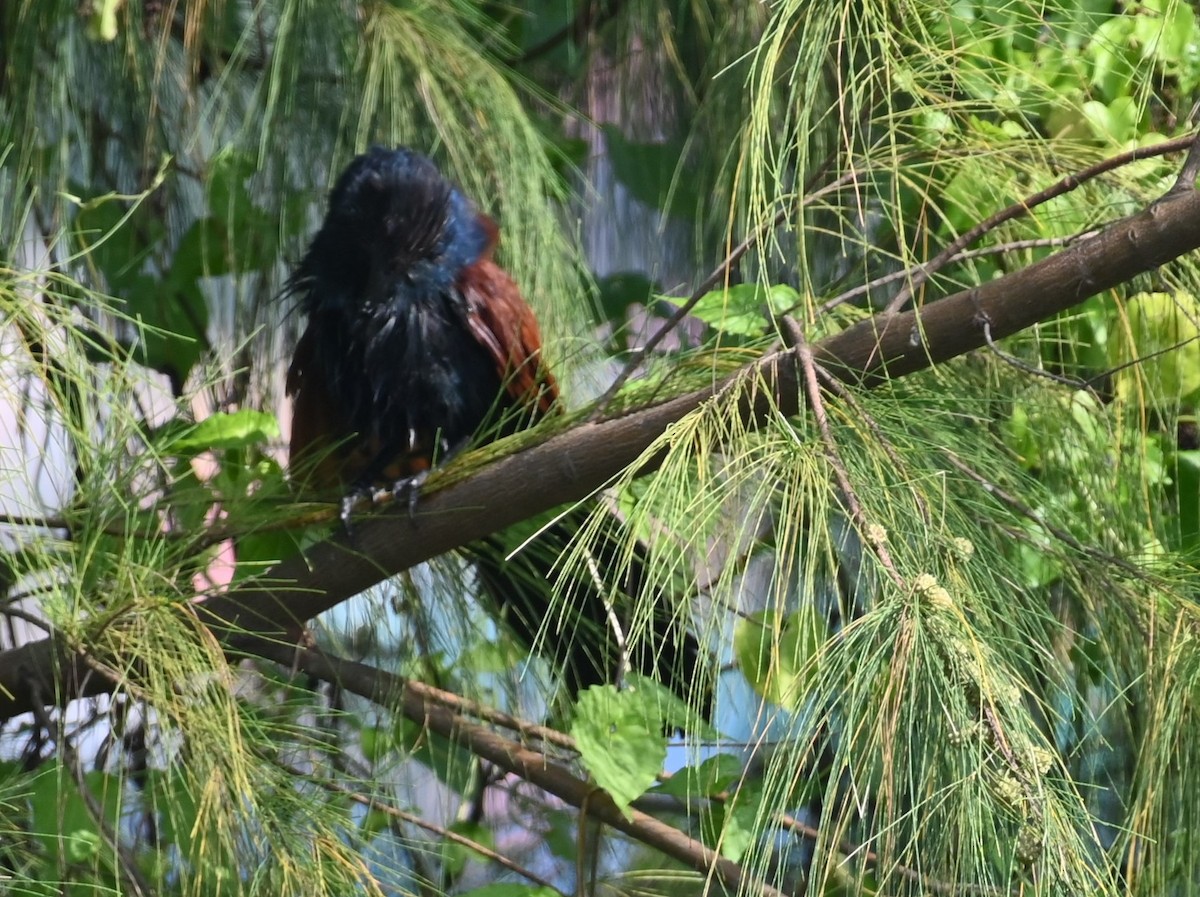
<box><xmin>285</xmin><ymin>146</ymin><xmax>707</xmax><ymax>709</ymax></box>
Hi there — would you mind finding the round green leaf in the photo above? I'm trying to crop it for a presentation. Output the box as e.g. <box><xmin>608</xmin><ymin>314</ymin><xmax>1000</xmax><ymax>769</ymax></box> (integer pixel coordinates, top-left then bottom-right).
<box><xmin>734</xmin><ymin>607</ymin><xmax>828</xmax><ymax>710</ymax></box>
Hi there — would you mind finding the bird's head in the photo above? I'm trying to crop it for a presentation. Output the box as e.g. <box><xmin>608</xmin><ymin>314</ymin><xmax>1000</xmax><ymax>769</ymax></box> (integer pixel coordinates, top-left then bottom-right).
<box><xmin>292</xmin><ymin>146</ymin><xmax>493</xmax><ymax>313</ymax></box>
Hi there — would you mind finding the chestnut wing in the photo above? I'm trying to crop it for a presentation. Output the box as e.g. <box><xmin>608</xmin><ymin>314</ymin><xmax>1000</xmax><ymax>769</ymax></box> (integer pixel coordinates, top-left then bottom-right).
<box><xmin>457</xmin><ymin>258</ymin><xmax>560</xmax><ymax>419</ymax></box>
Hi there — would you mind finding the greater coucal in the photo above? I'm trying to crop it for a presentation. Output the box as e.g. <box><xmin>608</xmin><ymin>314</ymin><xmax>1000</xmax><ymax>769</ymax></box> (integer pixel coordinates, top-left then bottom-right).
<box><xmin>284</xmin><ymin>146</ymin><xmax>706</xmax><ymax>708</ymax></box>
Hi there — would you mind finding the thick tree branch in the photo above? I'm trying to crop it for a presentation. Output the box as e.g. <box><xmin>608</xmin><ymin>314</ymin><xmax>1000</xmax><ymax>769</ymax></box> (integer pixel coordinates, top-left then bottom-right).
<box><xmin>817</xmin><ymin>186</ymin><xmax>1200</xmax><ymax>381</ymax></box>
<box><xmin>2</xmin><ymin>183</ymin><xmax>1200</xmax><ymax>721</ymax></box>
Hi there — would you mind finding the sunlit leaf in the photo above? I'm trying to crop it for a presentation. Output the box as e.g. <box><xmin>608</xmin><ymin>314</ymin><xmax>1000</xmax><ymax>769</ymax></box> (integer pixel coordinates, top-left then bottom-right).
<box><xmin>570</xmin><ymin>685</ymin><xmax>666</xmax><ymax>814</ymax></box>
<box><xmin>1112</xmin><ymin>291</ymin><xmax>1200</xmax><ymax>408</ymax></box>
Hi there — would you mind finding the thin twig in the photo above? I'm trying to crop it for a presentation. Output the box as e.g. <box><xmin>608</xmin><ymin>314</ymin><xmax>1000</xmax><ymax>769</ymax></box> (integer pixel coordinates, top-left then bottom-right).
<box><xmin>973</xmin><ymin>310</ymin><xmax>1098</xmax><ymax>396</ymax></box>
<box><xmin>820</xmin><ymin>233</ymin><xmax>1096</xmax><ymax>313</ymax></box>
<box><xmin>939</xmin><ymin>450</ymin><xmax>1149</xmax><ymax>580</ymax></box>
<box><xmin>280</xmin><ymin>759</ymin><xmax>569</xmax><ymax>897</ymax></box>
<box><xmin>1167</xmin><ymin>129</ymin><xmax>1200</xmax><ymax>194</ymax></box>
<box><xmin>0</xmin><ymin>605</ymin><xmax>52</xmax><ymax>633</ymax></box>
<box><xmin>885</xmin><ymin>132</ymin><xmax>1200</xmax><ymax>313</ymax></box>
<box><xmin>1086</xmin><ymin>301</ymin><xmax>1200</xmax><ymax>388</ymax></box>
<box><xmin>0</xmin><ymin>513</ymin><xmax>73</xmax><ymax>531</ymax></box>
<box><xmin>785</xmin><ymin>317</ymin><xmax>904</xmax><ymax>588</ymax></box>
<box><xmin>397</xmin><ymin>676</ymin><xmax>579</xmax><ymax>754</ymax></box>
<box><xmin>980</xmin><ymin>702</ymin><xmax>1019</xmax><ymax>771</ymax></box>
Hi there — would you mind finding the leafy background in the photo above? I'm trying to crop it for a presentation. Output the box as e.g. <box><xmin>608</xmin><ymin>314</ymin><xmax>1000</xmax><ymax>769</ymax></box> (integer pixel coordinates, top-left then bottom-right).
<box><xmin>1</xmin><ymin>0</ymin><xmax>1199</xmax><ymax>895</ymax></box>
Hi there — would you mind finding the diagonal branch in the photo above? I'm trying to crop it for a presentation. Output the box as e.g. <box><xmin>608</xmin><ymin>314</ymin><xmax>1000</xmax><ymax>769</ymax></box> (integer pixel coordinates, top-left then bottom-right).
<box><xmin>2</xmin><ymin>175</ymin><xmax>1200</xmax><ymax>721</ymax></box>
<box><xmin>263</xmin><ymin>643</ymin><xmax>787</xmax><ymax>897</ymax></box>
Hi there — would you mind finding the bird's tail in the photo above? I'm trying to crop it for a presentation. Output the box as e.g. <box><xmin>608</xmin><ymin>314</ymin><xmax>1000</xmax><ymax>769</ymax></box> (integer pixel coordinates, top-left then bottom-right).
<box><xmin>466</xmin><ymin>501</ymin><xmax>712</xmax><ymax>720</ymax></box>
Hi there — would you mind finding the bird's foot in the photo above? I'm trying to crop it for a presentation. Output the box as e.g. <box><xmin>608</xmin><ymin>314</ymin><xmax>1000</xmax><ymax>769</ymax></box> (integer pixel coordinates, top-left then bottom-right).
<box><xmin>391</xmin><ymin>470</ymin><xmax>429</xmax><ymax>521</ymax></box>
<box><xmin>339</xmin><ymin>470</ymin><xmax>428</xmax><ymax>535</ymax></box>
<box><xmin>339</xmin><ymin>483</ymin><xmax>376</xmax><ymax>536</ymax></box>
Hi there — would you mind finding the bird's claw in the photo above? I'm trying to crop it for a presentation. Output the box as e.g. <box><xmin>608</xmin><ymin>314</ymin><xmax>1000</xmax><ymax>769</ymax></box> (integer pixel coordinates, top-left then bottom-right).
<box><xmin>339</xmin><ymin>484</ymin><xmax>374</xmax><ymax>537</ymax></box>
<box><xmin>339</xmin><ymin>472</ymin><xmax>427</xmax><ymax>535</ymax></box>
<box><xmin>392</xmin><ymin>470</ymin><xmax>429</xmax><ymax>522</ymax></box>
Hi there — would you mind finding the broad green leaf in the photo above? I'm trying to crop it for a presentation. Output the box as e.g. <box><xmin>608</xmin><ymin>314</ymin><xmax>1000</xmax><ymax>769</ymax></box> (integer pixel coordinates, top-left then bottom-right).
<box><xmin>124</xmin><ymin>275</ymin><xmax>208</xmax><ymax>386</ymax></box>
<box><xmin>65</xmin><ymin>829</ymin><xmax>101</xmax><ymax>862</ymax></box>
<box><xmin>502</xmin><ymin>0</ymin><xmax>577</xmax><ymax>68</ymax></box>
<box><xmin>1086</xmin><ymin>16</ymin><xmax>1139</xmax><ymax>102</ymax></box>
<box><xmin>1173</xmin><ymin>449</ymin><xmax>1200</xmax><ymax>556</ymax></box>
<box><xmin>158</xmin><ymin>410</ymin><xmax>281</xmax><ymax>455</ymax></box>
<box><xmin>359</xmin><ymin>724</ymin><xmax>394</xmax><ymax>765</ymax></box>
<box><xmin>700</xmin><ymin>777</ymin><xmax>767</xmax><ymax>862</ymax></box>
<box><xmin>661</xmin><ymin>283</ymin><xmax>800</xmax><ymax>337</ymax></box>
<box><xmin>208</xmin><ymin>148</ymin><xmax>263</xmax><ymax>228</ymax></box>
<box><xmin>1014</xmin><ymin>520</ymin><xmax>1064</xmax><ymax>589</ymax></box>
<box><xmin>734</xmin><ymin>607</ymin><xmax>828</xmax><ymax>710</ymax></box>
<box><xmin>87</xmin><ymin>0</ymin><xmax>123</xmax><ymax>41</ymax></box>
<box><xmin>622</xmin><ymin>672</ymin><xmax>717</xmax><ymax>737</ymax></box>
<box><xmin>595</xmin><ymin>271</ymin><xmax>657</xmax><ymax>326</ymax></box>
<box><xmin>1080</xmin><ymin>96</ymin><xmax>1142</xmax><ymax>144</ymax></box>
<box><xmin>145</xmin><ymin>771</ymin><xmax>200</xmax><ymax>855</ymax></box>
<box><xmin>72</xmin><ymin>193</ymin><xmax>165</xmax><ymax>290</ymax></box>
<box><xmin>173</xmin><ymin>217</ymin><xmax>233</xmax><ymax>280</ymax></box>
<box><xmin>570</xmin><ymin>684</ymin><xmax>666</xmax><ymax>814</ymax></box>
<box><xmin>656</xmin><ymin>753</ymin><xmax>743</xmax><ymax>800</ymax></box>
<box><xmin>441</xmin><ymin>821</ymin><xmax>493</xmax><ymax>877</ymax></box>
<box><xmin>603</xmin><ymin>126</ymin><xmax>697</xmax><ymax>218</ymax></box>
<box><xmin>542</xmin><ymin>809</ymin><xmax>578</xmax><ymax>860</ymax></box>
<box><xmin>1047</xmin><ymin>0</ymin><xmax>1116</xmax><ymax>51</ymax></box>
<box><xmin>1111</xmin><ymin>291</ymin><xmax>1200</xmax><ymax>408</ymax></box>
<box><xmin>206</xmin><ymin>148</ymin><xmax>274</xmax><ymax>271</ymax></box>
<box><xmin>29</xmin><ymin>767</ymin><xmax>122</xmax><ymax>864</ymax></box>
<box><xmin>1135</xmin><ymin>0</ymin><xmax>1197</xmax><ymax>70</ymax></box>
<box><xmin>398</xmin><ymin>718</ymin><xmax>477</xmax><ymax>794</ymax></box>
<box><xmin>360</xmin><ymin>808</ymin><xmax>392</xmax><ymax>840</ymax></box>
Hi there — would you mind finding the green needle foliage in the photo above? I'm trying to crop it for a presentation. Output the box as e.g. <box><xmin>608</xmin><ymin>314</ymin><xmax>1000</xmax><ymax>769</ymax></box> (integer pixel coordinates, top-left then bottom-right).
<box><xmin>3</xmin><ymin>0</ymin><xmax>1200</xmax><ymax>896</ymax></box>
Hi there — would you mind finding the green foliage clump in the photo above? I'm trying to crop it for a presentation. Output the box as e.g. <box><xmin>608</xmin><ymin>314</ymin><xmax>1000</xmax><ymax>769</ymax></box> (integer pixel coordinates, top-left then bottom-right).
<box><xmin>2</xmin><ymin>1</ymin><xmax>1200</xmax><ymax>895</ymax></box>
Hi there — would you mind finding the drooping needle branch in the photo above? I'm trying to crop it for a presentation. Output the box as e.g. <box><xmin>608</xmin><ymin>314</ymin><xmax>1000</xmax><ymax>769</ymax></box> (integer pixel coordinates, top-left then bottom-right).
<box><xmin>883</xmin><ymin>132</ymin><xmax>1199</xmax><ymax>314</ymax></box>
